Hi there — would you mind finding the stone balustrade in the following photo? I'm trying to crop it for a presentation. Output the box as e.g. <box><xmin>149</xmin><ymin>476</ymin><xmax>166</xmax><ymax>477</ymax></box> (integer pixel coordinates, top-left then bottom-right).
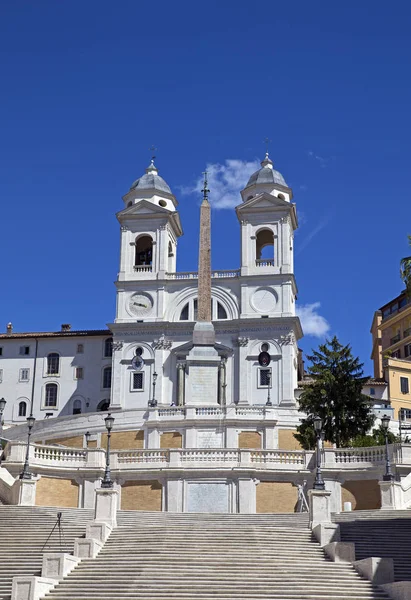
<box><xmin>151</xmin><ymin>405</ymin><xmax>275</xmax><ymax>421</ymax></box>
<box><xmin>165</xmin><ymin>269</ymin><xmax>240</xmax><ymax>280</ymax></box>
<box><xmin>3</xmin><ymin>442</ymin><xmax>406</xmax><ymax>474</ymax></box>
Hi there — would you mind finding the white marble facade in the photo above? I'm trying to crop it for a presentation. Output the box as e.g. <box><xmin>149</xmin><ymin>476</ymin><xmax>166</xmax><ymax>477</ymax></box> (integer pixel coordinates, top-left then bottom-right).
<box><xmin>110</xmin><ymin>153</ymin><xmax>302</xmax><ymax>413</ymax></box>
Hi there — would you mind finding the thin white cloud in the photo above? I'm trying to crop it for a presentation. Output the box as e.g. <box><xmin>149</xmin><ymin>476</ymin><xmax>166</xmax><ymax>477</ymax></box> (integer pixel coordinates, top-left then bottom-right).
<box><xmin>308</xmin><ymin>150</ymin><xmax>328</xmax><ymax>168</ymax></box>
<box><xmin>296</xmin><ymin>216</ymin><xmax>330</xmax><ymax>254</ymax></box>
<box><xmin>297</xmin><ymin>302</ymin><xmax>330</xmax><ymax>338</ymax></box>
<box><xmin>181</xmin><ymin>159</ymin><xmax>260</xmax><ymax>210</ymax></box>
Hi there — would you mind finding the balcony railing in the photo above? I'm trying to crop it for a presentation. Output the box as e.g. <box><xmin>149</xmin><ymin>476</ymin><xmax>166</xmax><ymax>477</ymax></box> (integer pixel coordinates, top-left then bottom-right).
<box><xmin>255</xmin><ymin>259</ymin><xmax>274</xmax><ymax>267</ymax></box>
<box><xmin>404</xmin><ymin>328</ymin><xmax>411</xmax><ymax>339</ymax></box>
<box><xmin>390</xmin><ymin>334</ymin><xmax>401</xmax><ymax>345</ymax></box>
<box><xmin>165</xmin><ymin>270</ymin><xmax>240</xmax><ymax>280</ymax></box>
<box><xmin>134</xmin><ymin>265</ymin><xmax>152</xmax><ymax>273</ymax></box>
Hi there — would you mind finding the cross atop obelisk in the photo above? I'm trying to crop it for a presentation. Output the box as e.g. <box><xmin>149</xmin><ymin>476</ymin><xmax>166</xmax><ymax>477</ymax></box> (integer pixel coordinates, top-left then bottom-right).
<box><xmin>192</xmin><ymin>170</ymin><xmax>215</xmax><ymax>344</ymax></box>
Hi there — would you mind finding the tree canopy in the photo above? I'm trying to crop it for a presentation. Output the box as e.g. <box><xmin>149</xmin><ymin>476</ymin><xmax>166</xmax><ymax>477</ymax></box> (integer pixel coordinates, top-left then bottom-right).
<box><xmin>400</xmin><ymin>235</ymin><xmax>411</xmax><ymax>295</ymax></box>
<box><xmin>295</xmin><ymin>336</ymin><xmax>375</xmax><ymax>449</ymax></box>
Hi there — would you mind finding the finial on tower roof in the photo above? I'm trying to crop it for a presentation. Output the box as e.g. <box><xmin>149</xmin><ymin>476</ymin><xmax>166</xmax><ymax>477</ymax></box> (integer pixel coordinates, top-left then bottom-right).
<box><xmin>261</xmin><ymin>138</ymin><xmax>274</xmax><ymax>169</ymax></box>
<box><xmin>201</xmin><ymin>170</ymin><xmax>210</xmax><ymax>202</ymax></box>
<box><xmin>146</xmin><ymin>145</ymin><xmax>158</xmax><ymax>173</ymax></box>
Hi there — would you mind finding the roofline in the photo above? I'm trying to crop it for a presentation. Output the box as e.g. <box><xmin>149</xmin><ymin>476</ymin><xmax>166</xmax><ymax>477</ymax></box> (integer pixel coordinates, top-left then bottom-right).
<box><xmin>0</xmin><ymin>329</ymin><xmax>111</xmax><ymax>340</ymax></box>
<box><xmin>379</xmin><ymin>289</ymin><xmax>407</xmax><ymax>312</ymax></box>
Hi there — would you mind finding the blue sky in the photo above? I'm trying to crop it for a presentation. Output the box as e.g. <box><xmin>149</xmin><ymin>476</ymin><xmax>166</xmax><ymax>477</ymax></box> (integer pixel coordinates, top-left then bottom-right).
<box><xmin>1</xmin><ymin>1</ymin><xmax>410</xmax><ymax>374</ymax></box>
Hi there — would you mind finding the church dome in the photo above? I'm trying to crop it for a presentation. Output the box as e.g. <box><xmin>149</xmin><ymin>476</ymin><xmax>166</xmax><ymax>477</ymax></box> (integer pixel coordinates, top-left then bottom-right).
<box><xmin>130</xmin><ymin>160</ymin><xmax>172</xmax><ymax>195</ymax></box>
<box><xmin>245</xmin><ymin>153</ymin><xmax>287</xmax><ymax>189</ymax></box>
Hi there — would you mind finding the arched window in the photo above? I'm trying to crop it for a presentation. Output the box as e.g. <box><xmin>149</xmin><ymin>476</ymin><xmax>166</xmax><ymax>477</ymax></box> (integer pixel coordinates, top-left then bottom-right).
<box><xmin>45</xmin><ymin>383</ymin><xmax>58</xmax><ymax>408</ymax></box>
<box><xmin>135</xmin><ymin>235</ymin><xmax>153</xmax><ymax>266</ymax></box>
<box><xmin>104</xmin><ymin>338</ymin><xmax>113</xmax><ymax>358</ymax></box>
<box><xmin>256</xmin><ymin>229</ymin><xmax>274</xmax><ymax>262</ymax></box>
<box><xmin>217</xmin><ymin>302</ymin><xmax>227</xmax><ymax>320</ymax></box>
<box><xmin>72</xmin><ymin>399</ymin><xmax>82</xmax><ymax>415</ymax></box>
<box><xmin>179</xmin><ymin>303</ymin><xmax>189</xmax><ymax>321</ymax></box>
<box><xmin>103</xmin><ymin>367</ymin><xmax>112</xmax><ymax>389</ymax></box>
<box><xmin>97</xmin><ymin>400</ymin><xmax>110</xmax><ymax>412</ymax></box>
<box><xmin>18</xmin><ymin>401</ymin><xmax>27</xmax><ymax>417</ymax></box>
<box><xmin>47</xmin><ymin>353</ymin><xmax>60</xmax><ymax>375</ymax></box>
<box><xmin>278</xmin><ymin>193</ymin><xmax>285</xmax><ymax>200</ymax></box>
<box><xmin>127</xmin><ymin>201</ymin><xmax>132</xmax><ymax>207</ymax></box>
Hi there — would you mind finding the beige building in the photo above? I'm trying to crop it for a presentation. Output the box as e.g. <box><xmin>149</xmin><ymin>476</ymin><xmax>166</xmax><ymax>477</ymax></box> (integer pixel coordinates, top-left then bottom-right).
<box><xmin>371</xmin><ymin>290</ymin><xmax>411</xmax><ymax>420</ymax></box>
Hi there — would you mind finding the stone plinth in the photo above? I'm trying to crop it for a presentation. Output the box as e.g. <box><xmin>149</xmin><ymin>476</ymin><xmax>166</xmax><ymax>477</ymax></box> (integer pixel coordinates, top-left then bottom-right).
<box><xmin>324</xmin><ymin>541</ymin><xmax>355</xmax><ymax>563</ymax></box>
<box><xmin>185</xmin><ymin>344</ymin><xmax>220</xmax><ymax>405</ymax></box>
<box><xmin>94</xmin><ymin>488</ymin><xmax>119</xmax><ymax>528</ymax></box>
<box><xmin>308</xmin><ymin>489</ymin><xmax>332</xmax><ymax>529</ymax></box>
<box><xmin>354</xmin><ymin>557</ymin><xmax>394</xmax><ymax>585</ymax></box>
<box><xmin>42</xmin><ymin>553</ymin><xmax>80</xmax><ymax>580</ymax></box>
<box><xmin>12</xmin><ymin>576</ymin><xmax>56</xmax><ymax>600</ymax></box>
<box><xmin>14</xmin><ymin>478</ymin><xmax>37</xmax><ymax>506</ymax></box>
<box><xmin>85</xmin><ymin>521</ymin><xmax>112</xmax><ymax>543</ymax></box>
<box><xmin>381</xmin><ymin>582</ymin><xmax>411</xmax><ymax>600</ymax></box>
<box><xmin>74</xmin><ymin>537</ymin><xmax>103</xmax><ymax>559</ymax></box>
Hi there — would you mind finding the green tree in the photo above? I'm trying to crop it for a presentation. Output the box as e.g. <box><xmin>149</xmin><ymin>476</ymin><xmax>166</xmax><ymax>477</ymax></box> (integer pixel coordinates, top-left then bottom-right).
<box><xmin>400</xmin><ymin>235</ymin><xmax>411</xmax><ymax>295</ymax></box>
<box><xmin>352</xmin><ymin>425</ymin><xmax>398</xmax><ymax>447</ymax></box>
<box><xmin>295</xmin><ymin>336</ymin><xmax>375</xmax><ymax>449</ymax></box>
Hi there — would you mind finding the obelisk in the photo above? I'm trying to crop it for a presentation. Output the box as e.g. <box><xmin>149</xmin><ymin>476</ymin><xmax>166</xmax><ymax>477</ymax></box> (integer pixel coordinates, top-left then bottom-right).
<box><xmin>186</xmin><ymin>171</ymin><xmax>220</xmax><ymax>405</ymax></box>
<box><xmin>193</xmin><ymin>171</ymin><xmax>215</xmax><ymax>345</ymax></box>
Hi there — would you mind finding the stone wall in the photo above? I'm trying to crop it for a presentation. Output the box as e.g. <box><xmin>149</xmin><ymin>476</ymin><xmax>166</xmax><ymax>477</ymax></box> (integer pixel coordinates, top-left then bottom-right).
<box><xmin>160</xmin><ymin>432</ymin><xmax>183</xmax><ymax>449</ymax></box>
<box><xmin>238</xmin><ymin>431</ymin><xmax>261</xmax><ymax>449</ymax></box>
<box><xmin>101</xmin><ymin>430</ymin><xmax>144</xmax><ymax>450</ymax></box>
<box><xmin>46</xmin><ymin>435</ymin><xmax>84</xmax><ymax>448</ymax></box>
<box><xmin>36</xmin><ymin>476</ymin><xmax>79</xmax><ymax>508</ymax></box>
<box><xmin>341</xmin><ymin>479</ymin><xmax>381</xmax><ymax>510</ymax></box>
<box><xmin>278</xmin><ymin>429</ymin><xmax>302</xmax><ymax>451</ymax></box>
<box><xmin>121</xmin><ymin>480</ymin><xmax>162</xmax><ymax>511</ymax></box>
<box><xmin>256</xmin><ymin>481</ymin><xmax>298</xmax><ymax>513</ymax></box>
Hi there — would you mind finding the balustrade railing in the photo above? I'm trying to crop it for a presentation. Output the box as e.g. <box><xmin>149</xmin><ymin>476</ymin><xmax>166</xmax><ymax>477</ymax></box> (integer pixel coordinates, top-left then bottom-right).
<box><xmin>116</xmin><ymin>450</ymin><xmax>168</xmax><ymax>464</ymax></box>
<box><xmin>165</xmin><ymin>269</ymin><xmax>240</xmax><ymax>280</ymax></box>
<box><xmin>157</xmin><ymin>408</ymin><xmax>186</xmax><ymax>418</ymax></box>
<box><xmin>33</xmin><ymin>445</ymin><xmax>86</xmax><ymax>464</ymax></box>
<box><xmin>133</xmin><ymin>265</ymin><xmax>152</xmax><ymax>273</ymax></box>
<box><xmin>251</xmin><ymin>450</ymin><xmax>305</xmax><ymax>465</ymax></box>
<box><xmin>180</xmin><ymin>449</ymin><xmax>239</xmax><ymax>463</ymax></box>
<box><xmin>332</xmin><ymin>446</ymin><xmax>386</xmax><ymax>464</ymax></box>
<box><xmin>195</xmin><ymin>407</ymin><xmax>225</xmax><ymax>417</ymax></box>
<box><xmin>255</xmin><ymin>259</ymin><xmax>275</xmax><ymax>267</ymax></box>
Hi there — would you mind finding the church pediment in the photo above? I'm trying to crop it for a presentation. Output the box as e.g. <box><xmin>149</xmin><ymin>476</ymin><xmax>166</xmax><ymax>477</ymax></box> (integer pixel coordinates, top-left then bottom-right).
<box><xmin>237</xmin><ymin>192</ymin><xmax>290</xmax><ymax>211</ymax></box>
<box><xmin>117</xmin><ymin>199</ymin><xmax>173</xmax><ymax>218</ymax></box>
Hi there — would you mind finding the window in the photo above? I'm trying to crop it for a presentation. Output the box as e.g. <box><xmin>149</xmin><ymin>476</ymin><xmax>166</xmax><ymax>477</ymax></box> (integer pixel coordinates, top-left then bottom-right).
<box><xmin>217</xmin><ymin>302</ymin><xmax>227</xmax><ymax>320</ymax></box>
<box><xmin>405</xmin><ymin>344</ymin><xmax>411</xmax><ymax>358</ymax></box>
<box><xmin>75</xmin><ymin>367</ymin><xmax>84</xmax><ymax>380</ymax></box>
<box><xmin>97</xmin><ymin>399</ymin><xmax>110</xmax><ymax>412</ymax></box>
<box><xmin>18</xmin><ymin>401</ymin><xmax>27</xmax><ymax>417</ymax></box>
<box><xmin>401</xmin><ymin>377</ymin><xmax>410</xmax><ymax>394</ymax></box>
<box><xmin>392</xmin><ymin>349</ymin><xmax>401</xmax><ymax>359</ymax></box>
<box><xmin>77</xmin><ymin>344</ymin><xmax>84</xmax><ymax>354</ymax></box>
<box><xmin>104</xmin><ymin>338</ymin><xmax>113</xmax><ymax>358</ymax></box>
<box><xmin>256</xmin><ymin>229</ymin><xmax>274</xmax><ymax>262</ymax></box>
<box><xmin>180</xmin><ymin>303</ymin><xmax>189</xmax><ymax>321</ymax></box>
<box><xmin>47</xmin><ymin>353</ymin><xmax>60</xmax><ymax>375</ymax></box>
<box><xmin>0</xmin><ymin>347</ymin><xmax>3</xmax><ymax>356</ymax></box>
<box><xmin>132</xmin><ymin>372</ymin><xmax>144</xmax><ymax>390</ymax></box>
<box><xmin>72</xmin><ymin>399</ymin><xmax>82</xmax><ymax>415</ymax></box>
<box><xmin>400</xmin><ymin>297</ymin><xmax>407</xmax><ymax>309</ymax></box>
<box><xmin>19</xmin><ymin>368</ymin><xmax>30</xmax><ymax>382</ymax></box>
<box><xmin>401</xmin><ymin>408</ymin><xmax>411</xmax><ymax>420</ymax></box>
<box><xmin>135</xmin><ymin>235</ymin><xmax>153</xmax><ymax>266</ymax></box>
<box><xmin>19</xmin><ymin>346</ymin><xmax>30</xmax><ymax>356</ymax></box>
<box><xmin>0</xmin><ymin>369</ymin><xmax>2</xmax><ymax>383</ymax></box>
<box><xmin>45</xmin><ymin>383</ymin><xmax>58</xmax><ymax>408</ymax></box>
<box><xmin>103</xmin><ymin>367</ymin><xmax>112</xmax><ymax>389</ymax></box>
<box><xmin>259</xmin><ymin>369</ymin><xmax>271</xmax><ymax>387</ymax></box>
<box><xmin>369</xmin><ymin>388</ymin><xmax>376</xmax><ymax>396</ymax></box>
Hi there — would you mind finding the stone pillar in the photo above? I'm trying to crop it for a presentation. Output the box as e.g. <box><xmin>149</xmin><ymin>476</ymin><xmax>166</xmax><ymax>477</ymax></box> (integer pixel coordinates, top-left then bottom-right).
<box><xmin>94</xmin><ymin>488</ymin><xmax>119</xmax><ymax>528</ymax></box>
<box><xmin>177</xmin><ymin>362</ymin><xmax>185</xmax><ymax>406</ymax></box>
<box><xmin>238</xmin><ymin>478</ymin><xmax>256</xmax><ymax>514</ymax></box>
<box><xmin>379</xmin><ymin>480</ymin><xmax>400</xmax><ymax>509</ymax></box>
<box><xmin>308</xmin><ymin>489</ymin><xmax>332</xmax><ymax>529</ymax></box>
<box><xmin>218</xmin><ymin>358</ymin><xmax>227</xmax><ymax>406</ymax></box>
<box><xmin>13</xmin><ymin>477</ymin><xmax>37</xmax><ymax>506</ymax></box>
<box><xmin>11</xmin><ymin>576</ymin><xmax>56</xmax><ymax>600</ymax></box>
<box><xmin>166</xmin><ymin>478</ymin><xmax>183</xmax><ymax>512</ymax></box>
<box><xmin>42</xmin><ymin>553</ymin><xmax>80</xmax><ymax>580</ymax></box>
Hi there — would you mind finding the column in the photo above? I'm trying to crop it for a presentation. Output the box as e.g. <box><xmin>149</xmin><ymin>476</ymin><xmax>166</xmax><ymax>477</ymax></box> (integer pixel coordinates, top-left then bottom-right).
<box><xmin>177</xmin><ymin>363</ymin><xmax>186</xmax><ymax>406</ymax></box>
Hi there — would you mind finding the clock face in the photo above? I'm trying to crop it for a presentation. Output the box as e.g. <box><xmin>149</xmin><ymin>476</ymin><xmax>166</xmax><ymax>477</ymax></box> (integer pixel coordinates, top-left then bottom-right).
<box><xmin>251</xmin><ymin>289</ymin><xmax>277</xmax><ymax>313</ymax></box>
<box><xmin>128</xmin><ymin>293</ymin><xmax>153</xmax><ymax>317</ymax></box>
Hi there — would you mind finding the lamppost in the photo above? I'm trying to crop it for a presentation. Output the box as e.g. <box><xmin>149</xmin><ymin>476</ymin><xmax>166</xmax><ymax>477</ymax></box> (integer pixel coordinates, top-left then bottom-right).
<box><xmin>313</xmin><ymin>416</ymin><xmax>325</xmax><ymax>490</ymax></box>
<box><xmin>0</xmin><ymin>398</ymin><xmax>6</xmax><ymax>465</ymax></box>
<box><xmin>19</xmin><ymin>415</ymin><xmax>36</xmax><ymax>480</ymax></box>
<box><xmin>101</xmin><ymin>413</ymin><xmax>115</xmax><ymax>489</ymax></box>
<box><xmin>266</xmin><ymin>372</ymin><xmax>272</xmax><ymax>407</ymax></box>
<box><xmin>149</xmin><ymin>371</ymin><xmax>158</xmax><ymax>408</ymax></box>
<box><xmin>381</xmin><ymin>414</ymin><xmax>394</xmax><ymax>482</ymax></box>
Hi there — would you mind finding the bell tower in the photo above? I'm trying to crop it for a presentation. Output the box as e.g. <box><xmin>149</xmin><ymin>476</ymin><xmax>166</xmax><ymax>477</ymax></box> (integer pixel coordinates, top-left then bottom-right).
<box><xmin>115</xmin><ymin>159</ymin><xmax>183</xmax><ymax>323</ymax></box>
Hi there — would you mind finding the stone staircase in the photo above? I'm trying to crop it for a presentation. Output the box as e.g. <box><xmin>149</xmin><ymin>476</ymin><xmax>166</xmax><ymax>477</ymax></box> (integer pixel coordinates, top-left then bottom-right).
<box><xmin>0</xmin><ymin>505</ymin><xmax>93</xmax><ymax>600</ymax></box>
<box><xmin>43</xmin><ymin>511</ymin><xmax>390</xmax><ymax>600</ymax></box>
<box><xmin>334</xmin><ymin>508</ymin><xmax>411</xmax><ymax>582</ymax></box>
